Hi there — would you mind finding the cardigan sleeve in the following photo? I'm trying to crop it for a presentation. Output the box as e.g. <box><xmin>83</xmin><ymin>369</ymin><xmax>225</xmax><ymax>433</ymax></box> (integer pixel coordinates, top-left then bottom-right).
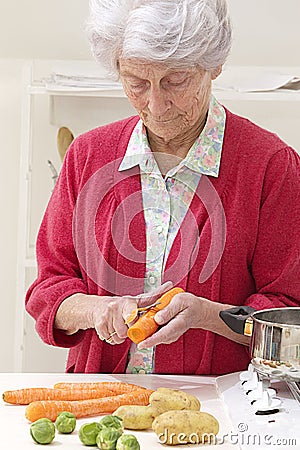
<box><xmin>244</xmin><ymin>146</ymin><xmax>300</xmax><ymax>310</ymax></box>
<box><xmin>25</xmin><ymin>137</ymin><xmax>89</xmax><ymax>348</ymax></box>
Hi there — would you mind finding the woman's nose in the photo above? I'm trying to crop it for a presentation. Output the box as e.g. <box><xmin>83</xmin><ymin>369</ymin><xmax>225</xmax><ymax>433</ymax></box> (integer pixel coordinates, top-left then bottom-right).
<box><xmin>147</xmin><ymin>86</ymin><xmax>171</xmax><ymax>117</ymax></box>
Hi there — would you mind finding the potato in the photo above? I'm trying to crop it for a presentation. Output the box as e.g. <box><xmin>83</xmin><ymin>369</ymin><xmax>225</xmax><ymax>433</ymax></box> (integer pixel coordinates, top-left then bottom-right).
<box><xmin>149</xmin><ymin>388</ymin><xmax>200</xmax><ymax>413</ymax></box>
<box><xmin>112</xmin><ymin>405</ymin><xmax>160</xmax><ymax>430</ymax></box>
<box><xmin>152</xmin><ymin>410</ymin><xmax>219</xmax><ymax>445</ymax></box>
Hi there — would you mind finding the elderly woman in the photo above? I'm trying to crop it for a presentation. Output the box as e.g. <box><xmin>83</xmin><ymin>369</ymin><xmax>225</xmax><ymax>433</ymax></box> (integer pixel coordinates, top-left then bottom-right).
<box><xmin>26</xmin><ymin>0</ymin><xmax>300</xmax><ymax>375</ymax></box>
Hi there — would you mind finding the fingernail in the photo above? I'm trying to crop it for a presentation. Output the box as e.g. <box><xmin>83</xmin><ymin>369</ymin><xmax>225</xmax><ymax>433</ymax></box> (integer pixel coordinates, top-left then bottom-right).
<box><xmin>155</xmin><ymin>313</ymin><xmax>163</xmax><ymax>324</ymax></box>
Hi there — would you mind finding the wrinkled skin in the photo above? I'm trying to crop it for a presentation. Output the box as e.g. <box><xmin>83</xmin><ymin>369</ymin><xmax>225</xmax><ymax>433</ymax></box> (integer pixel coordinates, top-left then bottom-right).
<box><xmin>55</xmin><ymin>60</ymin><xmax>249</xmax><ymax>348</ymax></box>
<box><xmin>119</xmin><ymin>59</ymin><xmax>219</xmax><ymax>161</ymax></box>
<box><xmin>55</xmin><ymin>281</ymin><xmax>173</xmax><ymax>344</ymax></box>
<box><xmin>137</xmin><ymin>291</ymin><xmax>249</xmax><ymax>349</ymax></box>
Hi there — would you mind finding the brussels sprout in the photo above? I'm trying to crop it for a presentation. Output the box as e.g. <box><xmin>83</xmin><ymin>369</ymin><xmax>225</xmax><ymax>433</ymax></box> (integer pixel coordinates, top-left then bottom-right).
<box><xmin>79</xmin><ymin>422</ymin><xmax>102</xmax><ymax>446</ymax></box>
<box><xmin>96</xmin><ymin>427</ymin><xmax>123</xmax><ymax>450</ymax></box>
<box><xmin>55</xmin><ymin>411</ymin><xmax>76</xmax><ymax>434</ymax></box>
<box><xmin>99</xmin><ymin>415</ymin><xmax>123</xmax><ymax>433</ymax></box>
<box><xmin>30</xmin><ymin>418</ymin><xmax>56</xmax><ymax>445</ymax></box>
<box><xmin>116</xmin><ymin>434</ymin><xmax>140</xmax><ymax>450</ymax></box>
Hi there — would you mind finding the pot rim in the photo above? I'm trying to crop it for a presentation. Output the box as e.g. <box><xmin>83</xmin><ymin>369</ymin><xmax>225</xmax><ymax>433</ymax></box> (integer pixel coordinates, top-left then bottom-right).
<box><xmin>252</xmin><ymin>307</ymin><xmax>300</xmax><ymax>329</ymax></box>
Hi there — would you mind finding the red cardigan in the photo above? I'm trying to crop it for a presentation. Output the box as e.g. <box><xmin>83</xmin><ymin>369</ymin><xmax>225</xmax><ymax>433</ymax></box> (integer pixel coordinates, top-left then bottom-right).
<box><xmin>25</xmin><ymin>109</ymin><xmax>300</xmax><ymax>374</ymax></box>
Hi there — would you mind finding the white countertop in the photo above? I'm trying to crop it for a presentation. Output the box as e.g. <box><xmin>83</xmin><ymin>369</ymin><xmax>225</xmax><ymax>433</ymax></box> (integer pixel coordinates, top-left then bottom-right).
<box><xmin>0</xmin><ymin>372</ymin><xmax>237</xmax><ymax>449</ymax></box>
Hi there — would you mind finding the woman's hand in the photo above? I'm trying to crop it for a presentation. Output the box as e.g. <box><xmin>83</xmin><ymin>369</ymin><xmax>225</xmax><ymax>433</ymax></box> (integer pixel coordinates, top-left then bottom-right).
<box><xmin>92</xmin><ymin>281</ymin><xmax>173</xmax><ymax>344</ymax></box>
<box><xmin>54</xmin><ymin>281</ymin><xmax>173</xmax><ymax>344</ymax></box>
<box><xmin>137</xmin><ymin>292</ymin><xmax>250</xmax><ymax>348</ymax></box>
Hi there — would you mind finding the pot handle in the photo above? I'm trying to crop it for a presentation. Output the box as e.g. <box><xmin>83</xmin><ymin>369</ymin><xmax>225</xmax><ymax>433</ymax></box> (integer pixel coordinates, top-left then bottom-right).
<box><xmin>219</xmin><ymin>306</ymin><xmax>256</xmax><ymax>336</ymax></box>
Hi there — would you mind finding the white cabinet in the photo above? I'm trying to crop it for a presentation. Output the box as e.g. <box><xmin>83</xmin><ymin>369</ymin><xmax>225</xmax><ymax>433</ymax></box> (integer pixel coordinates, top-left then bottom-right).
<box><xmin>15</xmin><ymin>61</ymin><xmax>136</xmax><ymax>373</ymax></box>
<box><xmin>15</xmin><ymin>60</ymin><xmax>300</xmax><ymax>372</ymax></box>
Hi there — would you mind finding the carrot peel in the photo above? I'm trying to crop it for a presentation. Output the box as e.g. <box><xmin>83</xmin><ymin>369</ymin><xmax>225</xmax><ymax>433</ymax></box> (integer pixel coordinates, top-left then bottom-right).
<box><xmin>127</xmin><ymin>287</ymin><xmax>184</xmax><ymax>344</ymax></box>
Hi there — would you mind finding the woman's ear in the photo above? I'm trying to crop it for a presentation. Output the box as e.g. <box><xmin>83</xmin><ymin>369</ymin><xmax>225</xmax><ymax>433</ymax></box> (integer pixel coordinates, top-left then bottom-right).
<box><xmin>211</xmin><ymin>65</ymin><xmax>223</xmax><ymax>80</ymax></box>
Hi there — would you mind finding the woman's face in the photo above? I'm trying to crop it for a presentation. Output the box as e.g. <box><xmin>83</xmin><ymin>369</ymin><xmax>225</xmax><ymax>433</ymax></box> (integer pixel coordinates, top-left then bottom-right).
<box><xmin>119</xmin><ymin>59</ymin><xmax>214</xmax><ymax>143</ymax></box>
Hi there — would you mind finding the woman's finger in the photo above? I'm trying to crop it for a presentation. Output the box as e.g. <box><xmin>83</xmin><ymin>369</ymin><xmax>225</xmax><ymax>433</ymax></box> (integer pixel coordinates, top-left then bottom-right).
<box><xmin>113</xmin><ymin>314</ymin><xmax>130</xmax><ymax>340</ymax></box>
<box><xmin>137</xmin><ymin>314</ymin><xmax>188</xmax><ymax>349</ymax></box>
<box><xmin>137</xmin><ymin>281</ymin><xmax>174</xmax><ymax>308</ymax></box>
<box><xmin>94</xmin><ymin>302</ymin><xmax>115</xmax><ymax>341</ymax></box>
<box><xmin>105</xmin><ymin>330</ymin><xmax>125</xmax><ymax>345</ymax></box>
<box><xmin>103</xmin><ymin>304</ymin><xmax>125</xmax><ymax>343</ymax></box>
<box><xmin>154</xmin><ymin>292</ymin><xmax>187</xmax><ymax>325</ymax></box>
<box><xmin>121</xmin><ymin>297</ymin><xmax>140</xmax><ymax>324</ymax></box>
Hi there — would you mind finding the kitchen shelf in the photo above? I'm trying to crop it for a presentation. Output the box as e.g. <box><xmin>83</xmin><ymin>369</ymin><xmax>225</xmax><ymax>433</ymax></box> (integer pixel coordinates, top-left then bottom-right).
<box><xmin>29</xmin><ymin>81</ymin><xmax>300</xmax><ymax>102</ymax></box>
<box><xmin>214</xmin><ymin>89</ymin><xmax>300</xmax><ymax>102</ymax></box>
<box><xmin>15</xmin><ymin>60</ymin><xmax>300</xmax><ymax>373</ymax></box>
<box><xmin>29</xmin><ymin>82</ymin><xmax>127</xmax><ymax>98</ymax></box>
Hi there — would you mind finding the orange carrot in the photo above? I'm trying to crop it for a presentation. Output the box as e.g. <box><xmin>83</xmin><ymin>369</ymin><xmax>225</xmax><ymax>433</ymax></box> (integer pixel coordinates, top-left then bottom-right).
<box><xmin>53</xmin><ymin>381</ymin><xmax>146</xmax><ymax>394</ymax></box>
<box><xmin>2</xmin><ymin>387</ymin><xmax>114</xmax><ymax>405</ymax></box>
<box><xmin>127</xmin><ymin>287</ymin><xmax>184</xmax><ymax>344</ymax></box>
<box><xmin>25</xmin><ymin>388</ymin><xmax>153</xmax><ymax>422</ymax></box>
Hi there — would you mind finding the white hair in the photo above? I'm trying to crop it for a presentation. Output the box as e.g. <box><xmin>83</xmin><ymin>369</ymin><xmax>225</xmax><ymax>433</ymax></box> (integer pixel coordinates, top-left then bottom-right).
<box><xmin>86</xmin><ymin>0</ymin><xmax>232</xmax><ymax>79</ymax></box>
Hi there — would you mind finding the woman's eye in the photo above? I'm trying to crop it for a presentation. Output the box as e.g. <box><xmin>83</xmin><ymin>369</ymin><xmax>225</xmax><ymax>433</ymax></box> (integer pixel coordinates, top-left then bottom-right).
<box><xmin>127</xmin><ymin>81</ymin><xmax>147</xmax><ymax>91</ymax></box>
<box><xmin>165</xmin><ymin>77</ymin><xmax>189</xmax><ymax>88</ymax></box>
<box><xmin>169</xmin><ymin>81</ymin><xmax>184</xmax><ymax>86</ymax></box>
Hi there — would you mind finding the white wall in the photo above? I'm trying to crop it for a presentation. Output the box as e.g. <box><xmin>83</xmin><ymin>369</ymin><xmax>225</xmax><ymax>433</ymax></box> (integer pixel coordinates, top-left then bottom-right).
<box><xmin>0</xmin><ymin>1</ymin><xmax>90</xmax><ymax>59</ymax></box>
<box><xmin>1</xmin><ymin>0</ymin><xmax>300</xmax><ymax>64</ymax></box>
<box><xmin>0</xmin><ymin>0</ymin><xmax>299</xmax><ymax>373</ymax></box>
<box><xmin>227</xmin><ymin>0</ymin><xmax>300</xmax><ymax>66</ymax></box>
<box><xmin>0</xmin><ymin>60</ymin><xmax>23</xmax><ymax>372</ymax></box>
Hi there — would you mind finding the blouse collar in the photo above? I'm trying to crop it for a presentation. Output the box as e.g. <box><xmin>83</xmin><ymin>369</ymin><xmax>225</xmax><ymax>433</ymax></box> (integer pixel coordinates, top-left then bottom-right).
<box><xmin>119</xmin><ymin>94</ymin><xmax>226</xmax><ymax>178</ymax></box>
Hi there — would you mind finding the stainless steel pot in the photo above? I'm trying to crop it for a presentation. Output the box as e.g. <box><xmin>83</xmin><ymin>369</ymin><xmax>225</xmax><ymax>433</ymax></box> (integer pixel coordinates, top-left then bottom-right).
<box><xmin>219</xmin><ymin>306</ymin><xmax>300</xmax><ymax>382</ymax></box>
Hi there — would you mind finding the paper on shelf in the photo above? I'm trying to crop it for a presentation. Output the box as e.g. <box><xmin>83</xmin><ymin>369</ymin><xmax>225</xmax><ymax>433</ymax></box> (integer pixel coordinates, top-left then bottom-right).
<box><xmin>44</xmin><ymin>60</ymin><xmax>123</xmax><ymax>92</ymax></box>
<box><xmin>45</xmin><ymin>81</ymin><xmax>123</xmax><ymax>92</ymax></box>
<box><xmin>43</xmin><ymin>62</ymin><xmax>300</xmax><ymax>94</ymax></box>
<box><xmin>213</xmin><ymin>66</ymin><xmax>300</xmax><ymax>92</ymax></box>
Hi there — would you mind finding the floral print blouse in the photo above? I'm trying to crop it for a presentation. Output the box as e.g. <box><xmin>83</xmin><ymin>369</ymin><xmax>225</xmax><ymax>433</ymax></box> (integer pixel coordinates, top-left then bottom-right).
<box><xmin>118</xmin><ymin>94</ymin><xmax>226</xmax><ymax>374</ymax></box>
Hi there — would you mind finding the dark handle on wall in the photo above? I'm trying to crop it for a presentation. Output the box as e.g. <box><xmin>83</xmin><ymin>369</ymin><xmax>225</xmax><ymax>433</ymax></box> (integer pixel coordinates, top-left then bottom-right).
<box><xmin>219</xmin><ymin>306</ymin><xmax>256</xmax><ymax>335</ymax></box>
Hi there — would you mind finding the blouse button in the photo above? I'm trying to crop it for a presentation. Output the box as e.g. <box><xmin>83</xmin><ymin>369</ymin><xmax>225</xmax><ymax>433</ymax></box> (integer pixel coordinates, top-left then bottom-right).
<box><xmin>156</xmin><ymin>225</ymin><xmax>163</xmax><ymax>234</ymax></box>
<box><xmin>148</xmin><ymin>275</ymin><xmax>157</xmax><ymax>285</ymax></box>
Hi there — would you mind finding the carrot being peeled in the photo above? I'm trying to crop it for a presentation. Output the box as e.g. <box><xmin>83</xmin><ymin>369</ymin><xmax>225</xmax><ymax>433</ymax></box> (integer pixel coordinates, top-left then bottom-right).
<box><xmin>25</xmin><ymin>388</ymin><xmax>153</xmax><ymax>422</ymax></box>
<box><xmin>2</xmin><ymin>386</ymin><xmax>114</xmax><ymax>405</ymax></box>
<box><xmin>127</xmin><ymin>287</ymin><xmax>184</xmax><ymax>344</ymax></box>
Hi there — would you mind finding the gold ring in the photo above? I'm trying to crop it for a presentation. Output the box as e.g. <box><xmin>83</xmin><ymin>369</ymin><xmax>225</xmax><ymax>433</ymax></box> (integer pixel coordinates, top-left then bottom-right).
<box><xmin>106</xmin><ymin>331</ymin><xmax>117</xmax><ymax>344</ymax></box>
<box><xmin>108</xmin><ymin>331</ymin><xmax>118</xmax><ymax>338</ymax></box>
